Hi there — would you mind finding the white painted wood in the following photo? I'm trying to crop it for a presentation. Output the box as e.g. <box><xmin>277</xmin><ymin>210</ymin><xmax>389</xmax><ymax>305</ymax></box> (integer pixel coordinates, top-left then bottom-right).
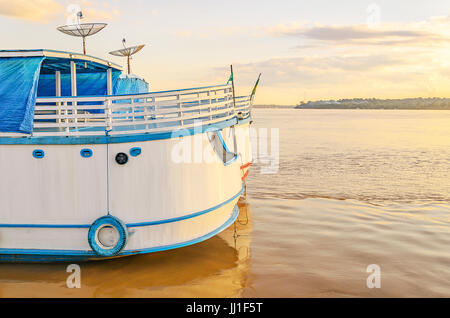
<box><xmin>108</xmin><ymin>133</ymin><xmax>242</xmax><ymax>224</ymax></box>
<box><xmin>125</xmin><ymin>199</ymin><xmax>238</xmax><ymax>250</ymax></box>
<box><xmin>106</xmin><ymin>68</ymin><xmax>113</xmax><ymax>96</ymax></box>
<box><xmin>70</xmin><ymin>61</ymin><xmax>78</xmax><ymax>127</ymax></box>
<box><xmin>70</xmin><ymin>61</ymin><xmax>77</xmax><ymax>98</ymax></box>
<box><xmin>0</xmin><ymin>144</ymin><xmax>108</xmax><ymax>225</ymax></box>
<box><xmin>55</xmin><ymin>71</ymin><xmax>62</xmax><ymax>124</ymax></box>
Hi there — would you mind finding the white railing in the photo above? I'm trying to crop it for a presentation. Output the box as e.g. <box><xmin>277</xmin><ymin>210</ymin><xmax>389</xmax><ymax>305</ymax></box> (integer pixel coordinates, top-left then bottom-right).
<box><xmin>234</xmin><ymin>95</ymin><xmax>252</xmax><ymax>118</ymax></box>
<box><xmin>28</xmin><ymin>84</ymin><xmax>252</xmax><ymax>137</ymax></box>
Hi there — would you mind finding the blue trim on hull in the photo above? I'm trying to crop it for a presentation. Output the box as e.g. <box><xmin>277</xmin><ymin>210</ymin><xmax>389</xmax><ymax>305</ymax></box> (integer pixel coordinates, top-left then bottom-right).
<box><xmin>126</xmin><ymin>187</ymin><xmax>243</xmax><ymax>227</ymax></box>
<box><xmin>0</xmin><ymin>223</ymin><xmax>90</xmax><ymax>229</ymax></box>
<box><xmin>121</xmin><ymin>205</ymin><xmax>239</xmax><ymax>256</ymax></box>
<box><xmin>0</xmin><ymin>117</ymin><xmax>240</xmax><ymax>145</ymax></box>
<box><xmin>0</xmin><ymin>187</ymin><xmax>244</xmax><ymax>229</ymax></box>
<box><xmin>0</xmin><ymin>205</ymin><xmax>239</xmax><ymax>263</ymax></box>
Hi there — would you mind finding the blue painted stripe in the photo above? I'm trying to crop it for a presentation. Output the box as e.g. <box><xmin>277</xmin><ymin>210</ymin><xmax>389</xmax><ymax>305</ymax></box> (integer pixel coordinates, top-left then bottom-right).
<box><xmin>0</xmin><ymin>205</ymin><xmax>240</xmax><ymax>261</ymax></box>
<box><xmin>0</xmin><ymin>186</ymin><xmax>244</xmax><ymax>229</ymax></box>
<box><xmin>126</xmin><ymin>186</ymin><xmax>243</xmax><ymax>228</ymax></box>
<box><xmin>216</xmin><ymin>130</ymin><xmax>231</xmax><ymax>153</ymax></box>
<box><xmin>0</xmin><ymin>247</ymin><xmax>95</xmax><ymax>256</ymax></box>
<box><xmin>215</xmin><ymin>130</ymin><xmax>239</xmax><ymax>166</ymax></box>
<box><xmin>0</xmin><ymin>117</ymin><xmax>239</xmax><ymax>145</ymax></box>
<box><xmin>0</xmin><ymin>223</ymin><xmax>90</xmax><ymax>229</ymax></box>
<box><xmin>121</xmin><ymin>205</ymin><xmax>239</xmax><ymax>256</ymax></box>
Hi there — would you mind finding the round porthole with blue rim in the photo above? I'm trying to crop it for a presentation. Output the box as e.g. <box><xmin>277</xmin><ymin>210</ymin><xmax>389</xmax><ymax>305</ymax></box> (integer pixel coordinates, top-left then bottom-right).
<box><xmin>32</xmin><ymin>149</ymin><xmax>45</xmax><ymax>159</ymax></box>
<box><xmin>88</xmin><ymin>215</ymin><xmax>128</xmax><ymax>257</ymax></box>
<box><xmin>130</xmin><ymin>147</ymin><xmax>142</xmax><ymax>157</ymax></box>
<box><xmin>80</xmin><ymin>148</ymin><xmax>93</xmax><ymax>158</ymax></box>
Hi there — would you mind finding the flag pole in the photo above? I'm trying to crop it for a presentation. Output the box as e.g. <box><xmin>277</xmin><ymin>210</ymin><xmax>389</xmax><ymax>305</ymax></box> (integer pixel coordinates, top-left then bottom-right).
<box><xmin>250</xmin><ymin>73</ymin><xmax>261</xmax><ymax>102</ymax></box>
<box><xmin>250</xmin><ymin>73</ymin><xmax>261</xmax><ymax>117</ymax></box>
<box><xmin>230</xmin><ymin>65</ymin><xmax>236</xmax><ymax>111</ymax></box>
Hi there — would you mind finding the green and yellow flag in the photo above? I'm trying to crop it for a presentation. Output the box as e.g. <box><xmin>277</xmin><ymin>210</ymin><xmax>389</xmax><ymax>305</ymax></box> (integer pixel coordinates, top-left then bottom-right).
<box><xmin>251</xmin><ymin>73</ymin><xmax>261</xmax><ymax>98</ymax></box>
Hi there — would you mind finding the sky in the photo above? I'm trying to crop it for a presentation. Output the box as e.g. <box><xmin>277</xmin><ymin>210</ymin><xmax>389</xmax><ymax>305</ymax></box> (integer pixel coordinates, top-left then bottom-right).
<box><xmin>0</xmin><ymin>0</ymin><xmax>449</xmax><ymax>104</ymax></box>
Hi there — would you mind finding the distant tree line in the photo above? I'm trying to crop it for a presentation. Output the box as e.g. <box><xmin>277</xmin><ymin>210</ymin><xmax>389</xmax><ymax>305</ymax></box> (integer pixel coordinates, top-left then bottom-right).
<box><xmin>295</xmin><ymin>98</ymin><xmax>450</xmax><ymax>110</ymax></box>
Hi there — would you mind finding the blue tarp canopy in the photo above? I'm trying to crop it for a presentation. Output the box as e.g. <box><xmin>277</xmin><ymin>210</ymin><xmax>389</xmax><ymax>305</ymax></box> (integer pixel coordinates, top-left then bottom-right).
<box><xmin>0</xmin><ymin>57</ymin><xmax>44</xmax><ymax>133</ymax></box>
<box><xmin>114</xmin><ymin>75</ymin><xmax>149</xmax><ymax>95</ymax></box>
<box><xmin>0</xmin><ymin>52</ymin><xmax>148</xmax><ymax>134</ymax></box>
<box><xmin>38</xmin><ymin>73</ymin><xmax>149</xmax><ymax>97</ymax></box>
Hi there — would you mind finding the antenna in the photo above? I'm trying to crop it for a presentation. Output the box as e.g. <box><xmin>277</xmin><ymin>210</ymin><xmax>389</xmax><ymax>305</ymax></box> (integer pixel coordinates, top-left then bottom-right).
<box><xmin>57</xmin><ymin>11</ymin><xmax>107</xmax><ymax>55</ymax></box>
<box><xmin>109</xmin><ymin>39</ymin><xmax>145</xmax><ymax>75</ymax></box>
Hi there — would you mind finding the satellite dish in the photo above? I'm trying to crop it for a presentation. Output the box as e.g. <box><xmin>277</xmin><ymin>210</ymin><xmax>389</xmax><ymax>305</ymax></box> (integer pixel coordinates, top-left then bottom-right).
<box><xmin>57</xmin><ymin>11</ymin><xmax>107</xmax><ymax>55</ymax></box>
<box><xmin>109</xmin><ymin>39</ymin><xmax>145</xmax><ymax>74</ymax></box>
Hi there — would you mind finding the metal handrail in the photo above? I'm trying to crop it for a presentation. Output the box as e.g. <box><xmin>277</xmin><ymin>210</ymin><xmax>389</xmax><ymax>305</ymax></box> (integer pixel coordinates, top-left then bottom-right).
<box><xmin>28</xmin><ymin>83</ymin><xmax>252</xmax><ymax>138</ymax></box>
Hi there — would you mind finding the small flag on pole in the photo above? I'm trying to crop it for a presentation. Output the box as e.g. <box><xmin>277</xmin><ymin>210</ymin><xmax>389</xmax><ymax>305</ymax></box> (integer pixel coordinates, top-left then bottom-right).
<box><xmin>251</xmin><ymin>73</ymin><xmax>261</xmax><ymax>98</ymax></box>
<box><xmin>230</xmin><ymin>65</ymin><xmax>236</xmax><ymax>109</ymax></box>
<box><xmin>227</xmin><ymin>70</ymin><xmax>234</xmax><ymax>84</ymax></box>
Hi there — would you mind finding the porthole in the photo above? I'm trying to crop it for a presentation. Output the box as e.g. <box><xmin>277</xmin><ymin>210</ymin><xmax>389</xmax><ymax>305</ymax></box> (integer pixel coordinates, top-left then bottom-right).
<box><xmin>115</xmin><ymin>152</ymin><xmax>128</xmax><ymax>165</ymax></box>
<box><xmin>80</xmin><ymin>148</ymin><xmax>93</xmax><ymax>158</ymax></box>
<box><xmin>32</xmin><ymin>149</ymin><xmax>45</xmax><ymax>159</ymax></box>
<box><xmin>130</xmin><ymin>147</ymin><xmax>142</xmax><ymax>157</ymax></box>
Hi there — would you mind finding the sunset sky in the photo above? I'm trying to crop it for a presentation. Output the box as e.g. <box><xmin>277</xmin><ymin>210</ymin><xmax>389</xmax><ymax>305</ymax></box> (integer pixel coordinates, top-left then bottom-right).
<box><xmin>0</xmin><ymin>0</ymin><xmax>449</xmax><ymax>104</ymax></box>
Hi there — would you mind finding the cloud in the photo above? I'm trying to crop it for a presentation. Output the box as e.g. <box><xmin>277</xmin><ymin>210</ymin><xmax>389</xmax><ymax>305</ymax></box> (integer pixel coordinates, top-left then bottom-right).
<box><xmin>212</xmin><ymin>46</ymin><xmax>450</xmax><ymax>103</ymax></box>
<box><xmin>270</xmin><ymin>16</ymin><xmax>450</xmax><ymax>48</ymax></box>
<box><xmin>225</xmin><ymin>15</ymin><xmax>450</xmax><ymax>102</ymax></box>
<box><xmin>0</xmin><ymin>0</ymin><xmax>63</xmax><ymax>22</ymax></box>
<box><xmin>227</xmin><ymin>54</ymin><xmax>410</xmax><ymax>86</ymax></box>
<box><xmin>0</xmin><ymin>0</ymin><xmax>120</xmax><ymax>23</ymax></box>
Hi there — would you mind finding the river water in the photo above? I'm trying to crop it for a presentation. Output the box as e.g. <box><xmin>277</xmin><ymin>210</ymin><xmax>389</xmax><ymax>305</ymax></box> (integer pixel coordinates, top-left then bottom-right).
<box><xmin>1</xmin><ymin>109</ymin><xmax>449</xmax><ymax>297</ymax></box>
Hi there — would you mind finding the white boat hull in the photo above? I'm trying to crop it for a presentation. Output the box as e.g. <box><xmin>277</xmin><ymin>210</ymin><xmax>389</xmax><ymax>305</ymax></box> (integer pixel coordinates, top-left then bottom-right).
<box><xmin>0</xmin><ymin>120</ymin><xmax>252</xmax><ymax>262</ymax></box>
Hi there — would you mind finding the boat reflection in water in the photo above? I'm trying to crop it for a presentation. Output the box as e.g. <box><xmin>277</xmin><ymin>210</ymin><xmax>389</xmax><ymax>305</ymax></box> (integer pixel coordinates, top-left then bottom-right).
<box><xmin>0</xmin><ymin>198</ymin><xmax>253</xmax><ymax>297</ymax></box>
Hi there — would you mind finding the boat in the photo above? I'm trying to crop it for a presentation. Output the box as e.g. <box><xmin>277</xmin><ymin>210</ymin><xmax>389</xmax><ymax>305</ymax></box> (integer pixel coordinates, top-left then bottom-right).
<box><xmin>0</xmin><ymin>41</ymin><xmax>256</xmax><ymax>262</ymax></box>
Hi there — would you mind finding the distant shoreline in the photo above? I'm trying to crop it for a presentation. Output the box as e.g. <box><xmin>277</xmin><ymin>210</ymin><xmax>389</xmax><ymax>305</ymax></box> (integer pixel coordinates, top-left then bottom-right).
<box><xmin>253</xmin><ymin>105</ymin><xmax>295</xmax><ymax>109</ymax></box>
<box><xmin>254</xmin><ymin>97</ymin><xmax>450</xmax><ymax>110</ymax></box>
<box><xmin>253</xmin><ymin>105</ymin><xmax>450</xmax><ymax>110</ymax></box>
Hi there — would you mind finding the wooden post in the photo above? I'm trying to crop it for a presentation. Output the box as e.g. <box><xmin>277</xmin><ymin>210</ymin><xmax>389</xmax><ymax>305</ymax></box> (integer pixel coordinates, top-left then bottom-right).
<box><xmin>70</xmin><ymin>61</ymin><xmax>77</xmax><ymax>126</ymax></box>
<box><xmin>106</xmin><ymin>68</ymin><xmax>113</xmax><ymax>131</ymax></box>
<box><xmin>106</xmin><ymin>68</ymin><xmax>113</xmax><ymax>96</ymax></box>
<box><xmin>55</xmin><ymin>71</ymin><xmax>61</xmax><ymax>124</ymax></box>
<box><xmin>70</xmin><ymin>61</ymin><xmax>77</xmax><ymax>96</ymax></box>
